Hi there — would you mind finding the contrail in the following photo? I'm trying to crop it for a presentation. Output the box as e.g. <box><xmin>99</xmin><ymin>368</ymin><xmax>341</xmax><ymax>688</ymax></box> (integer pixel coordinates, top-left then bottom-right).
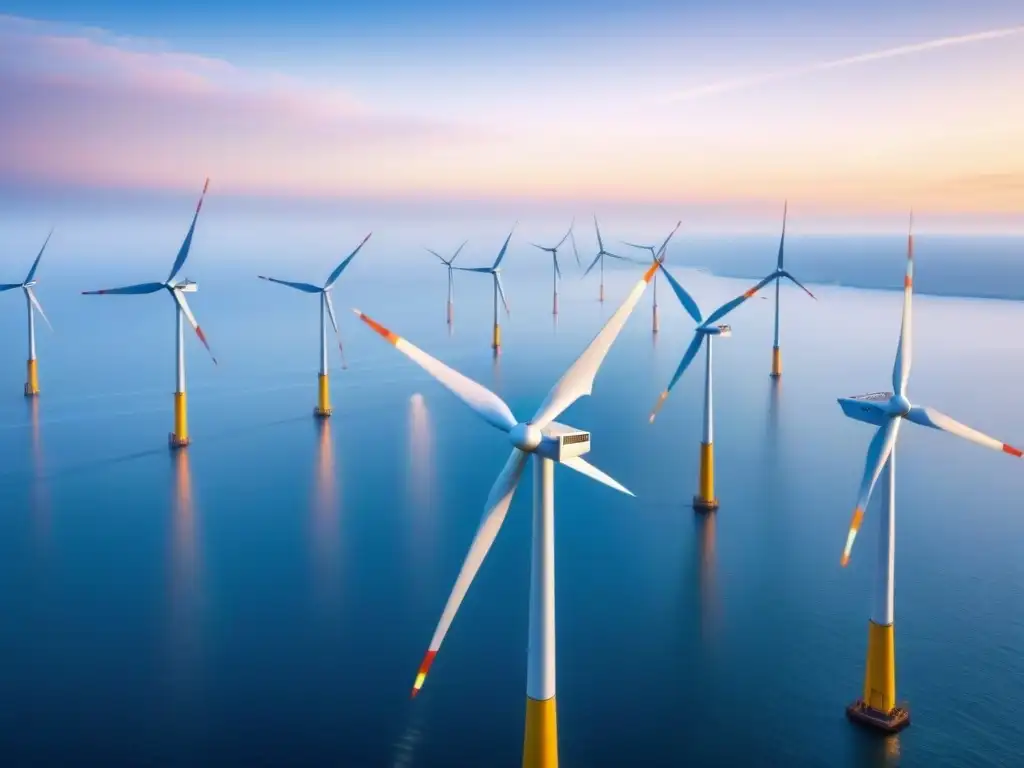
<box><xmin>664</xmin><ymin>25</ymin><xmax>1024</xmax><ymax>102</ymax></box>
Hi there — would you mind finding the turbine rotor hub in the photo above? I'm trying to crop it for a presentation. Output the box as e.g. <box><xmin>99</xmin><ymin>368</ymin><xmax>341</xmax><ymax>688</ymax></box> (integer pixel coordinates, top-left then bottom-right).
<box><xmin>509</xmin><ymin>422</ymin><xmax>542</xmax><ymax>452</ymax></box>
<box><xmin>890</xmin><ymin>394</ymin><xmax>911</xmax><ymax>415</ymax></box>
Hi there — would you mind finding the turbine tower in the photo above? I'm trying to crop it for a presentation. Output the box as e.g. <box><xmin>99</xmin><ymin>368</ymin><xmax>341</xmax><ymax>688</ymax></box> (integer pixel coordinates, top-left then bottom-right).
<box><xmin>650</xmin><ymin>263</ymin><xmax>775</xmax><ymax>509</ymax></box>
<box><xmin>583</xmin><ymin>217</ymin><xmax>627</xmax><ymax>303</ymax></box>
<box><xmin>1</xmin><ymin>229</ymin><xmax>54</xmax><ymax>396</ymax></box>
<box><xmin>426</xmin><ymin>241</ymin><xmax>467</xmax><ymax>324</ymax></box>
<box><xmin>82</xmin><ymin>179</ymin><xmax>217</xmax><ymax>448</ymax></box>
<box><xmin>622</xmin><ymin>222</ymin><xmax>681</xmax><ymax>333</ymax></box>
<box><xmin>258</xmin><ymin>233</ymin><xmax>372</xmax><ymax>418</ymax></box>
<box><xmin>762</xmin><ymin>202</ymin><xmax>816</xmax><ymax>377</ymax></box>
<box><xmin>838</xmin><ymin>215</ymin><xmax>1021</xmax><ymax>732</ymax></box>
<box><xmin>531</xmin><ymin>221</ymin><xmax>575</xmax><ymax>315</ymax></box>
<box><xmin>453</xmin><ymin>225</ymin><xmax>515</xmax><ymax>351</ymax></box>
<box><xmin>353</xmin><ymin>253</ymin><xmax>666</xmax><ymax>768</ymax></box>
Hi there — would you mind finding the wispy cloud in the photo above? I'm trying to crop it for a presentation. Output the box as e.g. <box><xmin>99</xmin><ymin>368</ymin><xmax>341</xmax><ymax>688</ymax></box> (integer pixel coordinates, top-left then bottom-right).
<box><xmin>664</xmin><ymin>25</ymin><xmax>1024</xmax><ymax>103</ymax></box>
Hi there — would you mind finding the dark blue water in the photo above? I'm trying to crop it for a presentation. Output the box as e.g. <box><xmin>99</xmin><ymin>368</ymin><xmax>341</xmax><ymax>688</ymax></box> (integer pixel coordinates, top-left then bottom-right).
<box><xmin>2</xmin><ymin>229</ymin><xmax>1023</xmax><ymax>766</ymax></box>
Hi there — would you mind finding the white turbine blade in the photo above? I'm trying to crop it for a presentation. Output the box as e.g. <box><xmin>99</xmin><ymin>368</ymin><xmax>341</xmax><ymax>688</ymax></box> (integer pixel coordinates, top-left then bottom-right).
<box><xmin>650</xmin><ymin>332</ymin><xmax>704</xmax><ymax>423</ymax></box>
<box><xmin>531</xmin><ymin>260</ymin><xmax>660</xmax><ymax>429</ymax></box>
<box><xmin>25</xmin><ymin>287</ymin><xmax>52</xmax><ymax>331</ymax></box>
<box><xmin>560</xmin><ymin>455</ymin><xmax>633</xmax><ymax>496</ymax></box>
<box><xmin>172</xmin><ymin>289</ymin><xmax>218</xmax><ymax>365</ymax></box>
<box><xmin>905</xmin><ymin>405</ymin><xmax>1023</xmax><ymax>457</ymax></box>
<box><xmin>25</xmin><ymin>227</ymin><xmax>54</xmax><ymax>284</ymax></box>
<box><xmin>568</xmin><ymin>223</ymin><xmax>581</xmax><ymax>268</ymax></box>
<box><xmin>323</xmin><ymin>290</ymin><xmax>347</xmax><ymax>369</ymax></box>
<box><xmin>495</xmin><ymin>272</ymin><xmax>511</xmax><ymax>316</ymax></box>
<box><xmin>841</xmin><ymin>416</ymin><xmax>900</xmax><ymax>567</ymax></box>
<box><xmin>411</xmin><ymin>447</ymin><xmax>529</xmax><ymax>696</ymax></box>
<box><xmin>892</xmin><ymin>214</ymin><xmax>914</xmax><ymax>397</ymax></box>
<box><xmin>257</xmin><ymin>275</ymin><xmax>322</xmax><ymax>293</ymax></box>
<box><xmin>354</xmin><ymin>309</ymin><xmax>517</xmax><ymax>432</ymax></box>
<box><xmin>583</xmin><ymin>251</ymin><xmax>602</xmax><ymax>277</ymax></box>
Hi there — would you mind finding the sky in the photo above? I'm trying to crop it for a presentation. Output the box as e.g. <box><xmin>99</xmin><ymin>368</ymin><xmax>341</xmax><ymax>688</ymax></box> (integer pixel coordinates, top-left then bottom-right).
<box><xmin>1</xmin><ymin>1</ymin><xmax>1023</xmax><ymax>232</ymax></box>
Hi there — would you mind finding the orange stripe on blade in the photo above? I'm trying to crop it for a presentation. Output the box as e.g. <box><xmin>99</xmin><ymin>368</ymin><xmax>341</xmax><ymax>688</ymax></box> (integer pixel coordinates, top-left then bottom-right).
<box><xmin>1004</xmin><ymin>444</ymin><xmax>1023</xmax><ymax>457</ymax></box>
<box><xmin>411</xmin><ymin>650</ymin><xmax>437</xmax><ymax>698</ymax></box>
<box><xmin>642</xmin><ymin>261</ymin><xmax>659</xmax><ymax>283</ymax></box>
<box><xmin>904</xmin><ymin>276</ymin><xmax>912</xmax><ymax>288</ymax></box>
<box><xmin>358</xmin><ymin>312</ymin><xmax>399</xmax><ymax>345</ymax></box>
<box><xmin>849</xmin><ymin>506</ymin><xmax>864</xmax><ymax>531</ymax></box>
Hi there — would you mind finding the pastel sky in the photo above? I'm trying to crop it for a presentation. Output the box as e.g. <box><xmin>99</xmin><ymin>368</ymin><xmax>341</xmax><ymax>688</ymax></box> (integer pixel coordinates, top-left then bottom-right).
<box><xmin>1</xmin><ymin>1</ymin><xmax>1022</xmax><ymax>230</ymax></box>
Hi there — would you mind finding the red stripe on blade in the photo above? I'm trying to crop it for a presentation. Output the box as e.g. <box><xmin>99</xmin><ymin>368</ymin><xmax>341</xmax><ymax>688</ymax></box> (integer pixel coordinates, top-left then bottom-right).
<box><xmin>1003</xmin><ymin>444</ymin><xmax>1023</xmax><ymax>457</ymax></box>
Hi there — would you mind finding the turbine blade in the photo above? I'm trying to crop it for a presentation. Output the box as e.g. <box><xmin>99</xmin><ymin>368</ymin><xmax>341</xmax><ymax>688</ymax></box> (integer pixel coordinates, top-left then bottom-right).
<box><xmin>905</xmin><ymin>405</ymin><xmax>1022</xmax><ymax>457</ymax></box>
<box><xmin>453</xmin><ymin>266</ymin><xmax>493</xmax><ymax>273</ymax></box>
<box><xmin>495</xmin><ymin>272</ymin><xmax>511</xmax><ymax>316</ymax></box>
<box><xmin>492</xmin><ymin>224</ymin><xmax>517</xmax><ymax>269</ymax></box>
<box><xmin>649</xmin><ymin>332</ymin><xmax>704</xmax><ymax>422</ymax></box>
<box><xmin>841</xmin><ymin>417</ymin><xmax>901</xmax><ymax>567</ymax></box>
<box><xmin>426</xmin><ymin>247</ymin><xmax>449</xmax><ymax>265</ymax></box>
<box><xmin>656</xmin><ymin>263</ymin><xmax>703</xmax><ymax>324</ymax></box>
<box><xmin>167</xmin><ymin>178</ymin><xmax>210</xmax><ymax>283</ymax></box>
<box><xmin>583</xmin><ymin>252</ymin><xmax>602</xmax><ymax>277</ymax></box>
<box><xmin>411</xmin><ymin>447</ymin><xmax>529</xmax><ymax>697</ymax></box>
<box><xmin>553</xmin><ymin>254</ymin><xmax>562</xmax><ymax>279</ymax></box>
<box><xmin>323</xmin><ymin>290</ymin><xmax>347</xmax><ymax>369</ymax></box>
<box><xmin>82</xmin><ymin>282</ymin><xmax>165</xmax><ymax>295</ymax></box>
<box><xmin>653</xmin><ymin>221</ymin><xmax>682</xmax><ymax>263</ymax></box>
<box><xmin>172</xmin><ymin>289</ymin><xmax>217</xmax><ymax>365</ymax></box>
<box><xmin>530</xmin><ymin>260</ymin><xmax>660</xmax><ymax>428</ymax></box>
<box><xmin>892</xmin><ymin>213</ymin><xmax>914</xmax><ymax>397</ymax></box>
<box><xmin>0</xmin><ymin>283</ymin><xmax>21</xmax><ymax>291</ymax></box>
<box><xmin>704</xmin><ymin>274</ymin><xmax>776</xmax><ymax>325</ymax></box>
<box><xmin>560</xmin><ymin>455</ymin><xmax>633</xmax><ymax>496</ymax></box>
<box><xmin>25</xmin><ymin>227</ymin><xmax>54</xmax><ymax>284</ymax></box>
<box><xmin>25</xmin><ymin>287</ymin><xmax>52</xmax><ymax>331</ymax></box>
<box><xmin>450</xmin><ymin>240</ymin><xmax>468</xmax><ymax>263</ymax></box>
<box><xmin>780</xmin><ymin>270</ymin><xmax>816</xmax><ymax>299</ymax></box>
<box><xmin>568</xmin><ymin>225</ymin><xmax>581</xmax><ymax>268</ymax></box>
<box><xmin>257</xmin><ymin>276</ymin><xmax>322</xmax><ymax>293</ymax></box>
<box><xmin>325</xmin><ymin>232</ymin><xmax>372</xmax><ymax>288</ymax></box>
<box><xmin>554</xmin><ymin>222</ymin><xmax>572</xmax><ymax>251</ymax></box>
<box><xmin>593</xmin><ymin>216</ymin><xmax>605</xmax><ymax>252</ymax></box>
<box><xmin>354</xmin><ymin>309</ymin><xmax>517</xmax><ymax>432</ymax></box>
<box><xmin>622</xmin><ymin>241</ymin><xmax>654</xmax><ymax>253</ymax></box>
<box><xmin>777</xmin><ymin>201</ymin><xmax>787</xmax><ymax>271</ymax></box>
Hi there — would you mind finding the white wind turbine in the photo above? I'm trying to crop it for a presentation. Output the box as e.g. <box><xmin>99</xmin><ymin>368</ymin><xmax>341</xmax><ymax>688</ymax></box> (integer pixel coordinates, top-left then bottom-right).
<box><xmin>453</xmin><ymin>225</ymin><xmax>515</xmax><ymax>351</ymax></box>
<box><xmin>530</xmin><ymin>221</ymin><xmax>576</xmax><ymax>315</ymax></box>
<box><xmin>258</xmin><ymin>233</ymin><xmax>372</xmax><ymax>418</ymax></box>
<box><xmin>354</xmin><ymin>252</ymin><xmax>670</xmax><ymax>767</ymax></box>
<box><xmin>426</xmin><ymin>240</ymin><xmax>467</xmax><ymax>325</ymax></box>
<box><xmin>838</xmin><ymin>215</ymin><xmax>1021</xmax><ymax>732</ymax></box>
<box><xmin>82</xmin><ymin>179</ymin><xmax>217</xmax><ymax>448</ymax></box>
<box><xmin>622</xmin><ymin>222</ymin><xmax>681</xmax><ymax>333</ymax></box>
<box><xmin>1</xmin><ymin>229</ymin><xmax>54</xmax><ymax>396</ymax></box>
<box><xmin>583</xmin><ymin>217</ymin><xmax>628</xmax><ymax>302</ymax></box>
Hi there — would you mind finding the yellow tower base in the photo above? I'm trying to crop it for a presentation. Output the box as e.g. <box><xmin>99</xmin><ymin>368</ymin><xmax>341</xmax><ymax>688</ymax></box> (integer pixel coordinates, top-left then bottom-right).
<box><xmin>169</xmin><ymin>391</ymin><xmax>190</xmax><ymax>448</ymax></box>
<box><xmin>522</xmin><ymin>696</ymin><xmax>558</xmax><ymax>768</ymax></box>
<box><xmin>693</xmin><ymin>441</ymin><xmax>718</xmax><ymax>511</ymax></box>
<box><xmin>493</xmin><ymin>324</ymin><xmax>502</xmax><ymax>350</ymax></box>
<box><xmin>24</xmin><ymin>358</ymin><xmax>40</xmax><ymax>397</ymax></box>
<box><xmin>846</xmin><ymin>620</ymin><xmax>909</xmax><ymax>732</ymax></box>
<box><xmin>770</xmin><ymin>346</ymin><xmax>782</xmax><ymax>378</ymax></box>
<box><xmin>314</xmin><ymin>373</ymin><xmax>332</xmax><ymax>418</ymax></box>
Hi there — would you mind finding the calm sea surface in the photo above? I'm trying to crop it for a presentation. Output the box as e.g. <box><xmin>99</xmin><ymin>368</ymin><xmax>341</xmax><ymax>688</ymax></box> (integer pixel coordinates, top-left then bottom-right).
<box><xmin>1</xmin><ymin>230</ymin><xmax>1023</xmax><ymax>766</ymax></box>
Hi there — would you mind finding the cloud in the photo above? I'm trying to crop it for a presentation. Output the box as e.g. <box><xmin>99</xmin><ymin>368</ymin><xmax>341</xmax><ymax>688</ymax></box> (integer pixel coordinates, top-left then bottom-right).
<box><xmin>664</xmin><ymin>25</ymin><xmax>1024</xmax><ymax>103</ymax></box>
<box><xmin>0</xmin><ymin>15</ymin><xmax>477</xmax><ymax>194</ymax></box>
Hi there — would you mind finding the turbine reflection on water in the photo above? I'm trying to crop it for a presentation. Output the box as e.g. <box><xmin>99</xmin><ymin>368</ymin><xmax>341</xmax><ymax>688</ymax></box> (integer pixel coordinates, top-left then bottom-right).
<box><xmin>695</xmin><ymin>511</ymin><xmax>719</xmax><ymax>645</ymax></box>
<box><xmin>311</xmin><ymin>419</ymin><xmax>341</xmax><ymax>608</ymax></box>
<box><xmin>27</xmin><ymin>397</ymin><xmax>50</xmax><ymax>543</ymax></box>
<box><xmin>168</xmin><ymin>447</ymin><xmax>203</xmax><ymax>696</ymax></box>
<box><xmin>406</xmin><ymin>393</ymin><xmax>436</xmax><ymax>589</ymax></box>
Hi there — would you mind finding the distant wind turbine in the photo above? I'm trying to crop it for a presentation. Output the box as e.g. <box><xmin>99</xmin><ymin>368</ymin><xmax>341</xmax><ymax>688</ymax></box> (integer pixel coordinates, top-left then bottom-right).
<box><xmin>1</xmin><ymin>229</ymin><xmax>54</xmax><ymax>396</ymax></box>
<box><xmin>426</xmin><ymin>241</ymin><xmax>467</xmax><ymax>325</ymax></box>
<box><xmin>258</xmin><ymin>232</ymin><xmax>372</xmax><ymax>418</ymax></box>
<box><xmin>453</xmin><ymin>226</ymin><xmax>515</xmax><ymax>351</ymax></box>
<box><xmin>838</xmin><ymin>214</ymin><xmax>1021</xmax><ymax>732</ymax></box>
<box><xmin>531</xmin><ymin>221</ymin><xmax>576</xmax><ymax>315</ymax></box>
<box><xmin>583</xmin><ymin>217</ymin><xmax>628</xmax><ymax>302</ymax></box>
<box><xmin>763</xmin><ymin>202</ymin><xmax>816</xmax><ymax>377</ymax></box>
<box><xmin>83</xmin><ymin>179</ymin><xmax>217</xmax><ymax>448</ymax></box>
<box><xmin>353</xmin><ymin>255</ymin><xmax>663</xmax><ymax>765</ymax></box>
<box><xmin>650</xmin><ymin>263</ymin><xmax>775</xmax><ymax>509</ymax></box>
<box><xmin>622</xmin><ymin>221</ymin><xmax>682</xmax><ymax>332</ymax></box>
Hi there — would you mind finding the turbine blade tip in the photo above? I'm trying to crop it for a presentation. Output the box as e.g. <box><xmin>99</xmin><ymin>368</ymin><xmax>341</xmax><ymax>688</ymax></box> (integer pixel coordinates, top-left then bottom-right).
<box><xmin>1003</xmin><ymin>444</ymin><xmax>1023</xmax><ymax>458</ymax></box>
<box><xmin>840</xmin><ymin>554</ymin><xmax>850</xmax><ymax>568</ymax></box>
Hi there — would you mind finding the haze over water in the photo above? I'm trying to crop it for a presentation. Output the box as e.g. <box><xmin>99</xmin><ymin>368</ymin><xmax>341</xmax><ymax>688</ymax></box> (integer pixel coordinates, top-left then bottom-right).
<box><xmin>2</xmin><ymin>222</ymin><xmax>1024</xmax><ymax>766</ymax></box>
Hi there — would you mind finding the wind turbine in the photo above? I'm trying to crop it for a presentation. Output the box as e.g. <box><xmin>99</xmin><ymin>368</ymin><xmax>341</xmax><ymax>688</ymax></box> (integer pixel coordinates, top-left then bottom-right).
<box><xmin>762</xmin><ymin>202</ymin><xmax>816</xmax><ymax>377</ymax></box>
<box><xmin>649</xmin><ymin>263</ymin><xmax>775</xmax><ymax>509</ymax></box>
<box><xmin>82</xmin><ymin>179</ymin><xmax>217</xmax><ymax>448</ymax></box>
<box><xmin>622</xmin><ymin>222</ymin><xmax>681</xmax><ymax>333</ymax></box>
<box><xmin>426</xmin><ymin>241</ymin><xmax>467</xmax><ymax>325</ymax></box>
<box><xmin>583</xmin><ymin>217</ymin><xmax>628</xmax><ymax>303</ymax></box>
<box><xmin>353</xmin><ymin>251</ymin><xmax>666</xmax><ymax>767</ymax></box>
<box><xmin>258</xmin><ymin>233</ymin><xmax>372</xmax><ymax>418</ymax></box>
<box><xmin>1</xmin><ymin>229</ymin><xmax>54</xmax><ymax>396</ymax></box>
<box><xmin>530</xmin><ymin>221</ymin><xmax>575</xmax><ymax>315</ymax></box>
<box><xmin>453</xmin><ymin>225</ymin><xmax>515</xmax><ymax>351</ymax></box>
<box><xmin>837</xmin><ymin>215</ymin><xmax>1021</xmax><ymax>732</ymax></box>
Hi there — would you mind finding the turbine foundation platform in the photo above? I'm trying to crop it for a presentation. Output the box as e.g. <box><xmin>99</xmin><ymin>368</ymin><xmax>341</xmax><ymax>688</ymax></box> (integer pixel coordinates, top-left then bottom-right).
<box><xmin>846</xmin><ymin>700</ymin><xmax>910</xmax><ymax>733</ymax></box>
<box><xmin>693</xmin><ymin>495</ymin><xmax>719</xmax><ymax>512</ymax></box>
<box><xmin>24</xmin><ymin>383</ymin><xmax>40</xmax><ymax>397</ymax></box>
<box><xmin>24</xmin><ymin>359</ymin><xmax>39</xmax><ymax>397</ymax></box>
<box><xmin>770</xmin><ymin>346</ymin><xmax>782</xmax><ymax>378</ymax></box>
<box><xmin>314</xmin><ymin>405</ymin><xmax>333</xmax><ymax>418</ymax></box>
<box><xmin>169</xmin><ymin>433</ymin><xmax>190</xmax><ymax>449</ymax></box>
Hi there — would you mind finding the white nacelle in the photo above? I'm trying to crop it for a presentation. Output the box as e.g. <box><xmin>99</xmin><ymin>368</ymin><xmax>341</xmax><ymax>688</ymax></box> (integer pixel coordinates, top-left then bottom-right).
<box><xmin>535</xmin><ymin>421</ymin><xmax>591</xmax><ymax>461</ymax></box>
<box><xmin>702</xmin><ymin>324</ymin><xmax>732</xmax><ymax>337</ymax></box>
<box><xmin>838</xmin><ymin>392</ymin><xmax>892</xmax><ymax>427</ymax></box>
<box><xmin>175</xmin><ymin>279</ymin><xmax>198</xmax><ymax>293</ymax></box>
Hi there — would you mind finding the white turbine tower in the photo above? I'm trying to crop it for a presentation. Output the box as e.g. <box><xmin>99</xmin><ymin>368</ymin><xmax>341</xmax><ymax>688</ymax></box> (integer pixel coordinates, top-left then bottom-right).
<box><xmin>453</xmin><ymin>225</ymin><xmax>515</xmax><ymax>351</ymax></box>
<box><xmin>82</xmin><ymin>179</ymin><xmax>217</xmax><ymax>448</ymax></box>
<box><xmin>258</xmin><ymin>233</ymin><xmax>372</xmax><ymax>417</ymax></box>
<box><xmin>1</xmin><ymin>229</ymin><xmax>54</xmax><ymax>396</ymax></box>
<box><xmin>838</xmin><ymin>215</ymin><xmax>1021</xmax><ymax>732</ymax></box>
<box><xmin>426</xmin><ymin>240</ymin><xmax>467</xmax><ymax>325</ymax></box>
<box><xmin>354</xmin><ymin>254</ymin><xmax>670</xmax><ymax>767</ymax></box>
